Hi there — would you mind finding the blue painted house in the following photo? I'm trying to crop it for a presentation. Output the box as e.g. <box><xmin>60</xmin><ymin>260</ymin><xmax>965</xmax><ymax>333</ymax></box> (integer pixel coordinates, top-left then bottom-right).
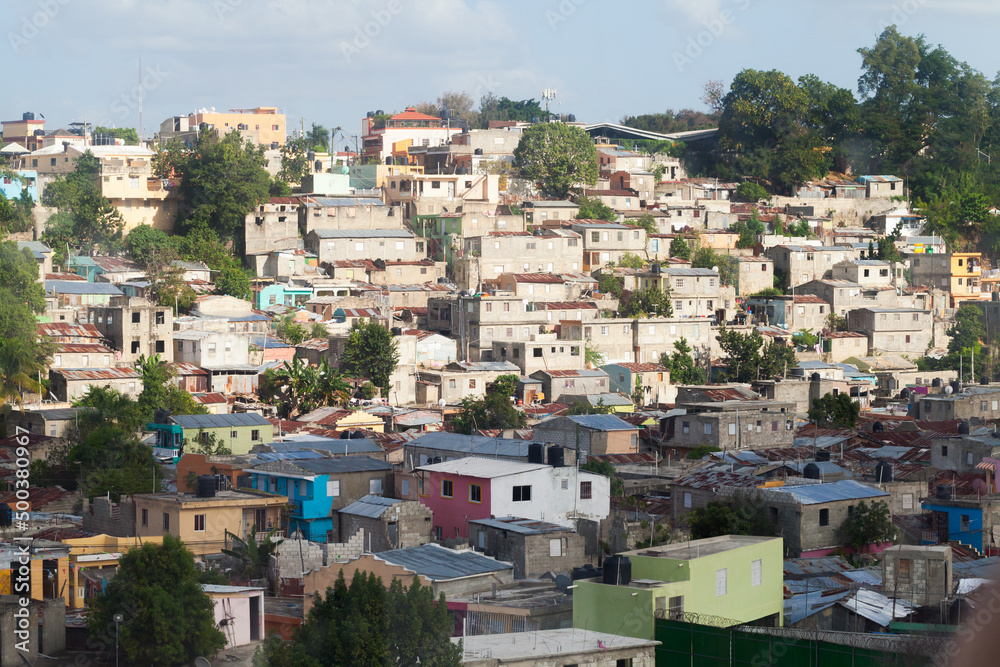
<box><xmin>0</xmin><ymin>170</ymin><xmax>38</xmax><ymax>202</ymax></box>
<box><xmin>248</xmin><ymin>456</ymin><xmax>393</xmax><ymax>542</ymax></box>
<box><xmin>921</xmin><ymin>498</ymin><xmax>985</xmax><ymax>552</ymax></box>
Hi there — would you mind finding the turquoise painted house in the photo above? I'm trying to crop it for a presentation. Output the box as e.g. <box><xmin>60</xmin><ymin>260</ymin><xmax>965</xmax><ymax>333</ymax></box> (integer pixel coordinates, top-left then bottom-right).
<box><xmin>257</xmin><ymin>283</ymin><xmax>313</xmax><ymax>310</ymax></box>
<box><xmin>1</xmin><ymin>170</ymin><xmax>38</xmax><ymax>202</ymax></box>
<box><xmin>248</xmin><ymin>456</ymin><xmax>393</xmax><ymax>542</ymax></box>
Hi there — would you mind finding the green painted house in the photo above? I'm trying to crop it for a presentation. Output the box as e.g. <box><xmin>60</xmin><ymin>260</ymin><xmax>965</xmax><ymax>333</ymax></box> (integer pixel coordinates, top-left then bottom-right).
<box><xmin>573</xmin><ymin>535</ymin><xmax>784</xmax><ymax>640</ymax></box>
<box><xmin>412</xmin><ymin>213</ymin><xmax>463</xmax><ymax>264</ymax></box>
<box><xmin>170</xmin><ymin>413</ymin><xmax>273</xmax><ymax>456</ymax></box>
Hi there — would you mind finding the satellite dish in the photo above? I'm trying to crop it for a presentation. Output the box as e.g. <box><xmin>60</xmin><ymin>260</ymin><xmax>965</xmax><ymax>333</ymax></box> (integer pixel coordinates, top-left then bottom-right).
<box><xmin>712</xmin><ymin>266</ymin><xmax>719</xmax><ymax>273</ymax></box>
<box><xmin>438</xmin><ymin>399</ymin><xmax>447</xmax><ymax>408</ymax></box>
<box><xmin>973</xmin><ymin>479</ymin><xmax>989</xmax><ymax>496</ymax></box>
<box><xmin>555</xmin><ymin>573</ymin><xmax>573</xmax><ymax>592</ymax></box>
<box><xmin>195</xmin><ymin>658</ymin><xmax>212</xmax><ymax>667</ymax></box>
<box><xmin>944</xmin><ymin>386</ymin><xmax>954</xmax><ymax>395</ymax></box>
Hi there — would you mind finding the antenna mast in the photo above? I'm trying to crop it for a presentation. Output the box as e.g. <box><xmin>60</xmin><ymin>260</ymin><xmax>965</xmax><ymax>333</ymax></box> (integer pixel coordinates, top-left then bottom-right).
<box><xmin>138</xmin><ymin>57</ymin><xmax>143</xmax><ymax>143</ymax></box>
<box><xmin>542</xmin><ymin>89</ymin><xmax>558</xmax><ymax>118</ymax></box>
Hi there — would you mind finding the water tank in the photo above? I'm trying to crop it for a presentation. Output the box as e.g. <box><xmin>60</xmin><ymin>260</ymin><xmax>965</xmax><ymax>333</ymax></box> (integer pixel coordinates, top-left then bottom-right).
<box><xmin>367</xmin><ymin>111</ymin><xmax>375</xmax><ymax>118</ymax></box>
<box><xmin>340</xmin><ymin>165</ymin><xmax>350</xmax><ymax>175</ymax></box>
<box><xmin>950</xmin><ymin>380</ymin><xmax>961</xmax><ymax>393</ymax></box>
<box><xmin>811</xmin><ymin>373</ymin><xmax>822</xmax><ymax>382</ymax></box>
<box><xmin>571</xmin><ymin>564</ymin><xmax>597</xmax><ymax>580</ymax></box>
<box><xmin>874</xmin><ymin>461</ymin><xmax>893</xmax><ymax>483</ymax></box>
<box><xmin>900</xmin><ymin>388</ymin><xmax>910</xmax><ymax>399</ymax></box>
<box><xmin>993</xmin><ymin>291</ymin><xmax>999</xmax><ymax>302</ymax></box>
<box><xmin>547</xmin><ymin>446</ymin><xmax>565</xmax><ymax>468</ymax></box>
<box><xmin>390</xmin><ymin>327</ymin><xmax>403</xmax><ymax>336</ymax></box>
<box><xmin>313</xmin><ymin>160</ymin><xmax>322</xmax><ymax>172</ymax></box>
<box><xmin>441</xmin><ymin>108</ymin><xmax>450</xmax><ymax>119</ymax></box>
<box><xmin>815</xmin><ymin>450</ymin><xmax>831</xmax><ymax>462</ymax></box>
<box><xmin>982</xmin><ymin>376</ymin><xmax>991</xmax><ymax>386</ymax></box>
<box><xmin>959</xmin><ymin>421</ymin><xmax>971</xmax><ymax>435</ymax></box>
<box><xmin>603</xmin><ymin>555</ymin><xmax>632</xmax><ymax>586</ymax></box>
<box><xmin>196</xmin><ymin>475</ymin><xmax>217</xmax><ymax>498</ymax></box>
<box><xmin>936</xmin><ymin>484</ymin><xmax>952</xmax><ymax>500</ymax></box>
<box><xmin>932</xmin><ymin>378</ymin><xmax>942</xmax><ymax>388</ymax></box>
<box><xmin>872</xmin><ymin>422</ymin><xmax>884</xmax><ymax>433</ymax></box>
<box><xmin>22</xmin><ymin>112</ymin><xmax>34</xmax><ymax>121</ymax></box>
<box><xmin>307</xmin><ymin>152</ymin><xmax>315</xmax><ymax>162</ymax></box>
<box><xmin>568</xmin><ymin>114</ymin><xmax>577</xmax><ymax>122</ymax></box>
<box><xmin>474</xmin><ymin>148</ymin><xmax>484</xmax><ymax>155</ymax></box>
<box><xmin>528</xmin><ymin>443</ymin><xmax>545</xmax><ymax>464</ymax></box>
<box><xmin>456</xmin><ymin>167</ymin><xmax>467</xmax><ymax>175</ymax></box>
<box><xmin>803</xmin><ymin>463</ymin><xmax>820</xmax><ymax>480</ymax></box>
<box><xmin>651</xmin><ymin>263</ymin><xmax>662</xmax><ymax>274</ymax></box>
<box><xmin>270</xmin><ymin>142</ymin><xmax>279</xmax><ymax>150</ymax></box>
<box><xmin>0</xmin><ymin>503</ymin><xmax>11</xmax><ymax>527</ymax></box>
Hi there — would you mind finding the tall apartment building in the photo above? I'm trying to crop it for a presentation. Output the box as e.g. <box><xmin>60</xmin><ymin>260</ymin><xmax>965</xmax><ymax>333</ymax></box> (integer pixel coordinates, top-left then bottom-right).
<box><xmin>89</xmin><ymin>297</ymin><xmax>174</xmax><ymax>364</ymax></box>
<box><xmin>159</xmin><ymin>107</ymin><xmax>286</xmax><ymax>147</ymax></box>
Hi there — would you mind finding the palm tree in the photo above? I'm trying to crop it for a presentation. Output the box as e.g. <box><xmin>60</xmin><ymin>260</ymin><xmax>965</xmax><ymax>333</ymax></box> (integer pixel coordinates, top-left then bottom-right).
<box><xmin>307</xmin><ymin>123</ymin><xmax>329</xmax><ymax>151</ymax></box>
<box><xmin>222</xmin><ymin>525</ymin><xmax>281</xmax><ymax>580</ymax></box>
<box><xmin>0</xmin><ymin>338</ymin><xmax>45</xmax><ymax>413</ymax></box>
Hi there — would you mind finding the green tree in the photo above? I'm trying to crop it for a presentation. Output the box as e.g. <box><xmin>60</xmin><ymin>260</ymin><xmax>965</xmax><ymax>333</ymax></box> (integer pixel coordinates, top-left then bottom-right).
<box><xmin>838</xmin><ymin>500</ymin><xmax>896</xmax><ymax>555</ymax></box>
<box><xmin>627</xmin><ymin>213</ymin><xmax>657</xmax><ymax>235</ymax></box>
<box><xmin>735</xmin><ymin>182</ymin><xmax>770</xmax><ymax>203</ymax></box>
<box><xmin>259</xmin><ymin>357</ymin><xmax>351</xmax><ymax>418</ymax></box>
<box><xmin>687</xmin><ymin>499</ymin><xmax>777</xmax><ymax>540</ymax></box>
<box><xmin>619</xmin><ymin>286</ymin><xmax>673</xmax><ymax>318</ymax></box>
<box><xmin>222</xmin><ymin>526</ymin><xmax>281</xmax><ymax>579</ymax></box>
<box><xmin>92</xmin><ymin>126</ymin><xmax>140</xmax><ymax>145</ymax></box>
<box><xmin>216</xmin><ymin>265</ymin><xmax>252</xmax><ymax>300</ymax></box>
<box><xmin>580</xmin><ymin>459</ymin><xmax>625</xmax><ymax>497</ymax></box>
<box><xmin>174</xmin><ymin>130</ymin><xmax>272</xmax><ymax>251</ymax></box>
<box><xmin>597</xmin><ymin>272</ymin><xmax>624</xmax><ymax>298</ymax></box>
<box><xmin>716</xmin><ymin>327</ymin><xmax>797</xmax><ymax>382</ymax></box>
<box><xmin>567</xmin><ymin>398</ymin><xmax>615</xmax><ymax>415</ymax></box>
<box><xmin>826</xmin><ymin>312</ymin><xmax>848</xmax><ymax>332</ymax></box>
<box><xmin>660</xmin><ymin>338</ymin><xmax>706</xmax><ymax>386</ymax></box>
<box><xmin>0</xmin><ymin>187</ymin><xmax>35</xmax><ymax>235</ymax></box>
<box><xmin>584</xmin><ymin>340</ymin><xmax>605</xmax><ymax>368</ymax></box>
<box><xmin>808</xmin><ymin>392</ymin><xmax>861</xmax><ymax>428</ymax></box>
<box><xmin>574</xmin><ymin>195</ymin><xmax>617</xmax><ymax>221</ymax></box>
<box><xmin>341</xmin><ymin>319</ymin><xmax>401</xmax><ymax>393</ymax></box>
<box><xmin>273</xmin><ymin>314</ymin><xmax>309</xmax><ymax>345</ymax></box>
<box><xmin>488</xmin><ymin>374</ymin><xmax>519</xmax><ymax>398</ymax></box>
<box><xmin>125</xmin><ymin>224</ymin><xmax>177</xmax><ymax>267</ymax></box>
<box><xmin>278</xmin><ymin>136</ymin><xmax>311</xmax><ymax>185</ymax></box>
<box><xmin>0</xmin><ymin>338</ymin><xmax>46</xmax><ymax>413</ymax></box>
<box><xmin>451</xmin><ymin>393</ymin><xmax>526</xmax><ymax>434</ymax></box>
<box><xmin>686</xmin><ymin>445</ymin><xmax>722</xmax><ymax>460</ymax></box>
<box><xmin>41</xmin><ymin>151</ymin><xmax>126</xmax><ymax>255</ymax></box>
<box><xmin>669</xmin><ymin>235</ymin><xmax>691</xmax><ymax>260</ymax></box>
<box><xmin>691</xmin><ymin>247</ymin><xmax>737</xmax><ymax>287</ymax></box>
<box><xmin>792</xmin><ymin>329</ymin><xmax>819</xmax><ymax>348</ymax></box>
<box><xmin>615</xmin><ymin>252</ymin><xmax>646</xmax><ymax>269</ymax></box>
<box><xmin>310</xmin><ymin>322</ymin><xmax>329</xmax><ymax>340</ymax></box>
<box><xmin>307</xmin><ymin>123</ymin><xmax>330</xmax><ymax>151</ymax></box>
<box><xmin>948</xmin><ymin>304</ymin><xmax>985</xmax><ymax>356</ymax></box>
<box><xmin>87</xmin><ymin>535</ymin><xmax>225</xmax><ymax>666</ymax></box>
<box><xmin>514</xmin><ymin>123</ymin><xmax>599</xmax><ymax>198</ymax></box>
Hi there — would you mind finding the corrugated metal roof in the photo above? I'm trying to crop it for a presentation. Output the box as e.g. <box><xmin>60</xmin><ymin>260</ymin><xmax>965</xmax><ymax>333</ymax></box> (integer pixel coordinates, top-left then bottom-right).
<box><xmin>672</xmin><ymin>469</ymin><xmax>764</xmax><ymax>491</ymax></box>
<box><xmin>768</xmin><ymin>480</ymin><xmax>889</xmax><ymax>505</ymax></box>
<box><xmin>172</xmin><ymin>413</ymin><xmax>271</xmax><ymax>429</ymax></box>
<box><xmin>54</xmin><ymin>367</ymin><xmax>140</xmax><ymax>381</ymax></box>
<box><xmin>339</xmin><ymin>494</ymin><xmax>400</xmax><ymax>518</ymax></box>
<box><xmin>253</xmin><ymin>455</ymin><xmax>391</xmax><ymax>475</ymax></box>
<box><xmin>311</xmin><ymin>228</ymin><xmax>413</xmax><ymax>239</ymax></box>
<box><xmin>470</xmin><ymin>516</ymin><xmax>571</xmax><ymax>535</ymax></box>
<box><xmin>563</xmin><ymin>415</ymin><xmax>637</xmax><ymax>431</ymax></box>
<box><xmin>375</xmin><ymin>543</ymin><xmax>512</xmax><ymax>580</ymax></box>
<box><xmin>265</xmin><ymin>439</ymin><xmax>382</xmax><ymax>455</ymax></box>
<box><xmin>839</xmin><ymin>589</ymin><xmax>916</xmax><ymax>627</ymax></box>
<box><xmin>406</xmin><ymin>432</ymin><xmax>538</xmax><ymax>458</ymax></box>
<box><xmin>416</xmin><ymin>457</ymin><xmax>548</xmax><ymax>478</ymax></box>
<box><xmin>45</xmin><ymin>281</ymin><xmax>123</xmax><ymax>295</ymax></box>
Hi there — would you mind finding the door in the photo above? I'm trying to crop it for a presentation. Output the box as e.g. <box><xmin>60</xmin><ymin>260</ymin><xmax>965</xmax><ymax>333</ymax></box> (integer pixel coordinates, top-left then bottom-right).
<box><xmin>388</xmin><ymin>522</ymin><xmax>398</xmax><ymax>549</ymax></box>
<box><xmin>447</xmin><ymin>182</ymin><xmax>455</xmax><ymax>199</ymax></box>
<box><xmin>249</xmin><ymin>595</ymin><xmax>261</xmax><ymax>641</ymax></box>
<box><xmin>255</xmin><ymin>508</ymin><xmax>267</xmax><ymax>532</ymax></box>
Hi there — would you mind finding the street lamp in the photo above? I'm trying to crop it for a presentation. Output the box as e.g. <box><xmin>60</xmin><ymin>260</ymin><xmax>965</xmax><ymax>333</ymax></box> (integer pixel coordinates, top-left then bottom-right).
<box><xmin>113</xmin><ymin>613</ymin><xmax>123</xmax><ymax>667</ymax></box>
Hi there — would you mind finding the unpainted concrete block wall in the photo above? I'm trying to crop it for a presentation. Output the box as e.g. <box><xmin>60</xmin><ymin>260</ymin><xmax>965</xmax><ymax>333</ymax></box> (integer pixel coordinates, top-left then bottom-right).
<box><xmin>81</xmin><ymin>497</ymin><xmax>136</xmax><ymax>537</ymax></box>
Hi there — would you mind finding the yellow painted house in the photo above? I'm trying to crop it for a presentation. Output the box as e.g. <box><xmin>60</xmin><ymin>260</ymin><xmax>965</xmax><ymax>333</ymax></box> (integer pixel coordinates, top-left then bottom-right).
<box><xmin>62</xmin><ymin>535</ymin><xmax>165</xmax><ymax>609</ymax></box>
<box><xmin>0</xmin><ymin>539</ymin><xmax>72</xmax><ymax>606</ymax></box>
<box><xmin>297</xmin><ymin>407</ymin><xmax>385</xmax><ymax>433</ymax></box>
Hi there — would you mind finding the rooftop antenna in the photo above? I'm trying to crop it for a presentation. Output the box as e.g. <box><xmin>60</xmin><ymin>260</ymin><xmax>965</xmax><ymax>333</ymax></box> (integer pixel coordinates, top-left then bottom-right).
<box><xmin>542</xmin><ymin>89</ymin><xmax>558</xmax><ymax>117</ymax></box>
<box><xmin>138</xmin><ymin>57</ymin><xmax>143</xmax><ymax>143</ymax></box>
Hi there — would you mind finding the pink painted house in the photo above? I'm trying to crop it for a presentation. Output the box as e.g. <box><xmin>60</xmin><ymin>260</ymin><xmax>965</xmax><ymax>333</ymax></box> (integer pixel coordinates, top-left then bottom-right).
<box><xmin>416</xmin><ymin>456</ymin><xmax>610</xmax><ymax>541</ymax></box>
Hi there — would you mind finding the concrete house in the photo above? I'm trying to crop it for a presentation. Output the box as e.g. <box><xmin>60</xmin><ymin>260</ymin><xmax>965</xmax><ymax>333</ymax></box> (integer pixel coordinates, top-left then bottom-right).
<box><xmin>846</xmin><ymin>307</ymin><xmax>932</xmax><ymax>356</ymax></box>
<box><xmin>415</xmin><ymin>360</ymin><xmax>521</xmax><ymax>405</ymax></box>
<box><xmin>416</xmin><ymin>457</ymin><xmax>610</xmax><ymax>540</ymax></box>
<box><xmin>766</xmin><ymin>245</ymin><xmax>858</xmax><ymax>289</ymax></box>
<box><xmin>573</xmin><ymin>535</ymin><xmax>785</xmax><ymax>640</ymax></box>
<box><xmin>734</xmin><ymin>256</ymin><xmax>775</xmax><ymax>296</ymax></box>
<box><xmin>50</xmin><ymin>343</ymin><xmax>116</xmax><ymax>370</ymax></box>
<box><xmin>523</xmin><ymin>200</ymin><xmax>579</xmax><ymax>225</ymax></box>
<box><xmin>908</xmin><ymin>252</ymin><xmax>982</xmax><ymax>308</ymax></box>
<box><xmin>832</xmin><ymin>259</ymin><xmax>894</xmax><ymax>288</ymax></box>
<box><xmin>89</xmin><ymin>296</ymin><xmax>173</xmax><ymax>364</ymax></box>
<box><xmin>165</xmin><ymin>413</ymin><xmax>273</xmax><ymax>456</ymax></box>
<box><xmin>306</xmin><ymin>228</ymin><xmax>421</xmax><ymax>264</ymax></box>
<box><xmin>670</xmin><ymin>470</ymin><xmax>768</xmax><ymax>522</ymax></box>
<box><xmin>529</xmin><ymin>369</ymin><xmax>610</xmax><ymax>405</ymax></box>
<box><xmin>133</xmin><ymin>490</ymin><xmax>288</xmax><ymax>556</ymax></box>
<box><xmin>49</xmin><ymin>367</ymin><xmax>142</xmax><ymax>402</ymax></box>
<box><xmin>456</xmin><ymin>230</ymin><xmax>584</xmax><ymax>288</ymax></box>
<box><xmin>469</xmin><ymin>516</ymin><xmax>590</xmax><ymax>579</ymax></box>
<box><xmin>250</xmin><ymin>456</ymin><xmax>394</xmax><ymax>542</ymax></box>
<box><xmin>881</xmin><ymin>545</ymin><xmax>952</xmax><ymax>607</ymax></box>
<box><xmin>603</xmin><ymin>362</ymin><xmax>673</xmax><ymax>406</ymax></box>
<box><xmin>497</xmin><ymin>273</ymin><xmax>593</xmax><ymax>302</ymax></box>
<box><xmin>929</xmin><ymin>432</ymin><xmax>1000</xmax><ymax>472</ymax></box>
<box><xmin>571</xmin><ymin>222</ymin><xmax>647</xmax><ymax>272</ymax></box>
<box><xmin>638</xmin><ymin>267</ymin><xmax>734</xmax><ymax>321</ymax></box>
<box><xmin>496</xmin><ymin>338</ymin><xmax>585</xmax><ymax>376</ymax></box>
<box><xmin>531</xmin><ymin>414</ymin><xmax>640</xmax><ymax>460</ymax></box>
<box><xmin>666</xmin><ymin>401</ymin><xmax>796</xmax><ymax>450</ymax></box>
<box><xmin>795</xmin><ymin>279</ymin><xmax>898</xmax><ymax>317</ymax></box>
<box><xmin>173</xmin><ymin>330</ymin><xmax>251</xmax><ymax>368</ymax></box>
<box><xmin>910</xmin><ymin>386</ymin><xmax>1000</xmax><ymax>421</ymax></box>
<box><xmin>746</xmin><ymin>294</ymin><xmax>829</xmax><ymax>332</ymax></box>
<box><xmin>337</xmin><ymin>494</ymin><xmax>433</xmax><ymax>551</ymax></box>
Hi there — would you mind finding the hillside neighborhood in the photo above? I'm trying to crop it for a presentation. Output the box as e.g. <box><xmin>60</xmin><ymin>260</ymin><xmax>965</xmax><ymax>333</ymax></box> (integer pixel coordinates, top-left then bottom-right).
<box><xmin>5</xmin><ymin>14</ymin><xmax>1000</xmax><ymax>667</ymax></box>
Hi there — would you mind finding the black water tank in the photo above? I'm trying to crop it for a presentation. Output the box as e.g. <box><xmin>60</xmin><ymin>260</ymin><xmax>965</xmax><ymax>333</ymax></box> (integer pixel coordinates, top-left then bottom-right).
<box><xmin>23</xmin><ymin>111</ymin><xmax>34</xmax><ymax>121</ymax></box>
<box><xmin>528</xmin><ymin>443</ymin><xmax>544</xmax><ymax>464</ymax></box>
<box><xmin>803</xmin><ymin>463</ymin><xmax>820</xmax><ymax>479</ymax></box>
<box><xmin>872</xmin><ymin>422</ymin><xmax>884</xmax><ymax>433</ymax></box>
<box><xmin>815</xmin><ymin>450</ymin><xmax>831</xmax><ymax>462</ymax></box>
<box><xmin>900</xmin><ymin>388</ymin><xmax>910</xmax><ymax>399</ymax></box>
<box><xmin>197</xmin><ymin>475</ymin><xmax>217</xmax><ymax>498</ymax></box>
<box><xmin>959</xmin><ymin>421</ymin><xmax>971</xmax><ymax>435</ymax></box>
<box><xmin>932</xmin><ymin>378</ymin><xmax>942</xmax><ymax>388</ymax></box>
<box><xmin>0</xmin><ymin>503</ymin><xmax>10</xmax><ymax>527</ymax></box>
<box><xmin>568</xmin><ymin>114</ymin><xmax>577</xmax><ymax>122</ymax></box>
<box><xmin>390</xmin><ymin>327</ymin><xmax>403</xmax><ymax>336</ymax></box>
<box><xmin>376</xmin><ymin>110</ymin><xmax>384</xmax><ymax>116</ymax></box>
<box><xmin>603</xmin><ymin>555</ymin><xmax>632</xmax><ymax>586</ymax></box>
<box><xmin>994</xmin><ymin>291</ymin><xmax>999</xmax><ymax>302</ymax></box>
<box><xmin>548</xmin><ymin>446</ymin><xmax>565</xmax><ymax>468</ymax></box>
<box><xmin>936</xmin><ymin>484</ymin><xmax>952</xmax><ymax>500</ymax></box>
<box><xmin>951</xmin><ymin>380</ymin><xmax>961</xmax><ymax>393</ymax></box>
<box><xmin>875</xmin><ymin>461</ymin><xmax>893</xmax><ymax>483</ymax></box>
<box><xmin>474</xmin><ymin>148</ymin><xmax>484</xmax><ymax>155</ymax></box>
<box><xmin>811</xmin><ymin>373</ymin><xmax>822</xmax><ymax>382</ymax></box>
<box><xmin>314</xmin><ymin>160</ymin><xmax>323</xmax><ymax>172</ymax></box>
<box><xmin>572</xmin><ymin>564</ymin><xmax>596</xmax><ymax>580</ymax></box>
<box><xmin>983</xmin><ymin>376</ymin><xmax>991</xmax><ymax>386</ymax></box>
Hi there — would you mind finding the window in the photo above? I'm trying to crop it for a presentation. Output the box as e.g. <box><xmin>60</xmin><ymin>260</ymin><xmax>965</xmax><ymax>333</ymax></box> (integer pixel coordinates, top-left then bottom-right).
<box><xmin>251</xmin><ymin>429</ymin><xmax>260</xmax><ymax>441</ymax></box>
<box><xmin>751</xmin><ymin>559</ymin><xmax>762</xmax><ymax>587</ymax></box>
<box><xmin>902</xmin><ymin>493</ymin><xmax>914</xmax><ymax>510</ymax></box>
<box><xmin>231</xmin><ymin>430</ymin><xmax>238</xmax><ymax>439</ymax></box>
<box><xmin>131</xmin><ymin>312</ymin><xmax>141</xmax><ymax>323</ymax></box>
<box><xmin>716</xmin><ymin>568</ymin><xmax>727</xmax><ymax>596</ymax></box>
<box><xmin>941</xmin><ymin>445</ymin><xmax>949</xmax><ymax>457</ymax></box>
<box><xmin>580</xmin><ymin>481</ymin><xmax>592</xmax><ymax>499</ymax></box>
<box><xmin>370</xmin><ymin>478</ymin><xmax>383</xmax><ymax>495</ymax></box>
<box><xmin>703</xmin><ymin>423</ymin><xmax>712</xmax><ymax>435</ymax></box>
<box><xmin>401</xmin><ymin>479</ymin><xmax>409</xmax><ymax>496</ymax></box>
<box><xmin>549</xmin><ymin>538</ymin><xmax>563</xmax><ymax>557</ymax></box>
<box><xmin>899</xmin><ymin>558</ymin><xmax>911</xmax><ymax>580</ymax></box>
<box><xmin>512</xmin><ymin>485</ymin><xmax>531</xmax><ymax>501</ymax></box>
<box><xmin>967</xmin><ymin>452</ymin><xmax>974</xmax><ymax>466</ymax></box>
<box><xmin>961</xmin><ymin>514</ymin><xmax>970</xmax><ymax>531</ymax></box>
<box><xmin>683</xmin><ymin>492</ymin><xmax>692</xmax><ymax>508</ymax></box>
<box><xmin>682</xmin><ymin>421</ymin><xmax>690</xmax><ymax>434</ymax></box>
<box><xmin>194</xmin><ymin>514</ymin><xmax>206</xmax><ymax>532</ymax></box>
<box><xmin>141</xmin><ymin>509</ymin><xmax>148</xmax><ymax>527</ymax></box>
<box><xmin>729</xmin><ymin>423</ymin><xmax>736</xmax><ymax>435</ymax></box>
<box><xmin>819</xmin><ymin>508</ymin><xmax>830</xmax><ymax>526</ymax></box>
<box><xmin>469</xmin><ymin>484</ymin><xmax>482</xmax><ymax>503</ymax></box>
<box><xmin>441</xmin><ymin>480</ymin><xmax>453</xmax><ymax>498</ymax></box>
<box><xmin>327</xmin><ymin>480</ymin><xmax>340</xmax><ymax>497</ymax></box>
<box><xmin>162</xmin><ymin>513</ymin><xmax>170</xmax><ymax>531</ymax></box>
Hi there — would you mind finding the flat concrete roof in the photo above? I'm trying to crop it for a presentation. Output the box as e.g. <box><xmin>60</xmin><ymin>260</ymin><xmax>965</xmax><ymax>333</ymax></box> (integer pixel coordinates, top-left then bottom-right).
<box><xmin>455</xmin><ymin>628</ymin><xmax>657</xmax><ymax>661</ymax></box>
<box><xmin>624</xmin><ymin>535</ymin><xmax>779</xmax><ymax>560</ymax></box>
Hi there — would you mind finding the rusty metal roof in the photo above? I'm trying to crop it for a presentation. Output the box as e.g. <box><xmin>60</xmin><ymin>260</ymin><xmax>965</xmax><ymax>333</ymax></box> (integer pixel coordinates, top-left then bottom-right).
<box><xmin>38</xmin><ymin>322</ymin><xmax>102</xmax><ymax>339</ymax></box>
<box><xmin>55</xmin><ymin>343</ymin><xmax>114</xmax><ymax>354</ymax></box>
<box><xmin>502</xmin><ymin>273</ymin><xmax>565</xmax><ymax>284</ymax></box>
<box><xmin>168</xmin><ymin>362</ymin><xmax>209</xmax><ymax>376</ymax></box>
<box><xmin>54</xmin><ymin>368</ymin><xmax>141</xmax><ymax>381</ymax></box>
<box><xmin>672</xmin><ymin>469</ymin><xmax>763</xmax><ymax>490</ymax></box>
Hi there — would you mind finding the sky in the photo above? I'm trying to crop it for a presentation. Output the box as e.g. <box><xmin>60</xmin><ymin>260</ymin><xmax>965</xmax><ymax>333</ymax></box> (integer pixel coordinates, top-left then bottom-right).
<box><xmin>5</xmin><ymin>0</ymin><xmax>1000</xmax><ymax>143</ymax></box>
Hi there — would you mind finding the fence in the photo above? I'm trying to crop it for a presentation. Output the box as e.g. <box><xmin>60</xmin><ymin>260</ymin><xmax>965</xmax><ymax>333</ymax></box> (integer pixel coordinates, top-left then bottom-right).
<box><xmin>654</xmin><ymin>616</ymin><xmax>944</xmax><ymax>667</ymax></box>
